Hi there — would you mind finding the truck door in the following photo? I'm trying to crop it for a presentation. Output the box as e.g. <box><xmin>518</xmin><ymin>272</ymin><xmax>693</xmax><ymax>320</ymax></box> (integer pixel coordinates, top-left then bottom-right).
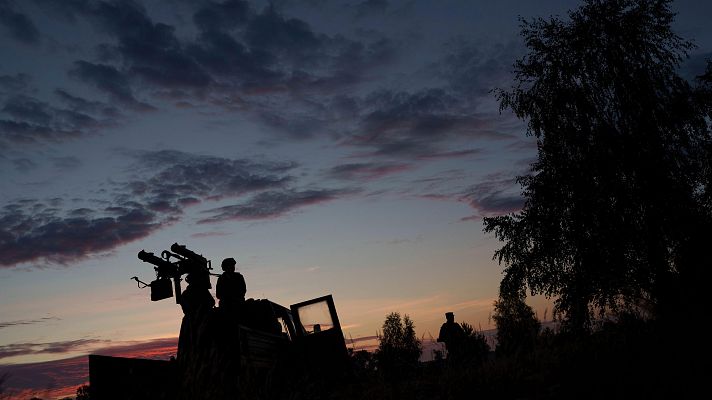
<box><xmin>290</xmin><ymin>294</ymin><xmax>349</xmax><ymax>371</ymax></box>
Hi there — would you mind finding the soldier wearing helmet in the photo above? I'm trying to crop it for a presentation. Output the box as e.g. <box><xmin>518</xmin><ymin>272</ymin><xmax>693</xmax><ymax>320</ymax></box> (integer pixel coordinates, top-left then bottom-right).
<box><xmin>216</xmin><ymin>257</ymin><xmax>246</xmax><ymax>311</ymax></box>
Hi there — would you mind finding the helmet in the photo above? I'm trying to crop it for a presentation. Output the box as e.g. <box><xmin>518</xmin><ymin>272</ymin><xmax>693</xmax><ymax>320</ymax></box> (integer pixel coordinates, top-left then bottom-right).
<box><xmin>221</xmin><ymin>257</ymin><xmax>237</xmax><ymax>270</ymax></box>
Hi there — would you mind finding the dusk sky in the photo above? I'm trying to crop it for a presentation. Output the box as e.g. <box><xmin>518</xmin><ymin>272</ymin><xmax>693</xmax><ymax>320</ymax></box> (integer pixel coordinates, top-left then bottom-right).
<box><xmin>1</xmin><ymin>0</ymin><xmax>711</xmax><ymax>397</ymax></box>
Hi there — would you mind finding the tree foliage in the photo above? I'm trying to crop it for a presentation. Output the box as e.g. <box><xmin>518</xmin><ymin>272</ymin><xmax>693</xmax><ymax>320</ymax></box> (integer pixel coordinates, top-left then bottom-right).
<box><xmin>492</xmin><ymin>296</ymin><xmax>541</xmax><ymax>355</ymax></box>
<box><xmin>459</xmin><ymin>322</ymin><xmax>491</xmax><ymax>363</ymax></box>
<box><xmin>484</xmin><ymin>0</ymin><xmax>712</xmax><ymax>331</ymax></box>
<box><xmin>375</xmin><ymin>312</ymin><xmax>421</xmax><ymax>376</ymax></box>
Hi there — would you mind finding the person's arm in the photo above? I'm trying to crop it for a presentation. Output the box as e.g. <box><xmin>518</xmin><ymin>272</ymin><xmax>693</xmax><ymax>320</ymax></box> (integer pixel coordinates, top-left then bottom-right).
<box><xmin>238</xmin><ymin>273</ymin><xmax>246</xmax><ymax>298</ymax></box>
<box><xmin>215</xmin><ymin>276</ymin><xmax>223</xmax><ymax>300</ymax></box>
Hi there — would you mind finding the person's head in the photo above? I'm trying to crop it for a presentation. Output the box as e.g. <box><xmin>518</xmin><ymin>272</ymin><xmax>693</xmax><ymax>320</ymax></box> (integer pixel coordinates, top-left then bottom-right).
<box><xmin>445</xmin><ymin>312</ymin><xmax>454</xmax><ymax>323</ymax></box>
<box><xmin>186</xmin><ymin>271</ymin><xmax>211</xmax><ymax>289</ymax></box>
<box><xmin>221</xmin><ymin>257</ymin><xmax>236</xmax><ymax>272</ymax></box>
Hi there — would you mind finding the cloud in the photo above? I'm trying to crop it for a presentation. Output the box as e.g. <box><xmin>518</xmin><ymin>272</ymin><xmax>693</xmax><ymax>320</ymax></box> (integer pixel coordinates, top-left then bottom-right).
<box><xmin>11</xmin><ymin>158</ymin><xmax>37</xmax><ymax>173</ymax></box>
<box><xmin>0</xmin><ymin>73</ymin><xmax>31</xmax><ymax>93</ymax></box>
<box><xmin>0</xmin><ymin>355</ymin><xmax>87</xmax><ymax>399</ymax></box>
<box><xmin>0</xmin><ymin>316</ymin><xmax>59</xmax><ymax>330</ymax></box>
<box><xmin>354</xmin><ymin>0</ymin><xmax>389</xmax><ymax>18</ymax></box>
<box><xmin>0</xmin><ymin>150</ymin><xmax>347</xmax><ymax>267</ymax></box>
<box><xmin>54</xmin><ymin>89</ymin><xmax>120</xmax><ymax>118</ymax></box>
<box><xmin>35</xmin><ymin>0</ymin><xmax>395</xmax><ymax>105</ymax></box>
<box><xmin>69</xmin><ymin>61</ymin><xmax>153</xmax><ymax>111</ymax></box>
<box><xmin>327</xmin><ymin>162</ymin><xmax>412</xmax><ymax>180</ymax></box>
<box><xmin>0</xmin><ymin>337</ymin><xmax>177</xmax><ymax>398</ymax></box>
<box><xmin>460</xmin><ymin>176</ymin><xmax>524</xmax><ymax>218</ymax></box>
<box><xmin>346</xmin><ymin>334</ymin><xmax>379</xmax><ymax>344</ymax></box>
<box><xmin>416</xmin><ymin>148</ymin><xmax>483</xmax><ymax>160</ymax></box>
<box><xmin>343</xmin><ymin>89</ymin><xmax>508</xmax><ymax>158</ymax></box>
<box><xmin>435</xmin><ymin>39</ymin><xmax>522</xmax><ymax>99</ymax></box>
<box><xmin>192</xmin><ymin>0</ymin><xmax>251</xmax><ymax>32</ymax></box>
<box><xmin>0</xmin><ymin>199</ymin><xmax>163</xmax><ymax>266</ymax></box>
<box><xmin>0</xmin><ymin>91</ymin><xmax>118</xmax><ymax>147</ymax></box>
<box><xmin>51</xmin><ymin>156</ymin><xmax>82</xmax><ymax>170</ymax></box>
<box><xmin>125</xmin><ymin>150</ymin><xmax>296</xmax><ymax>214</ymax></box>
<box><xmin>199</xmin><ymin>188</ymin><xmax>354</xmax><ymax>223</ymax></box>
<box><xmin>0</xmin><ymin>339</ymin><xmax>105</xmax><ymax>361</ymax></box>
<box><xmin>243</xmin><ymin>6</ymin><xmax>322</xmax><ymax>65</ymax></box>
<box><xmin>415</xmin><ymin>171</ymin><xmax>525</xmax><ymax>220</ymax></box>
<box><xmin>0</xmin><ymin>0</ymin><xmax>40</xmax><ymax>45</ymax></box>
<box><xmin>40</xmin><ymin>0</ymin><xmax>211</xmax><ymax>90</ymax></box>
<box><xmin>191</xmin><ymin>3</ymin><xmax>395</xmax><ymax>93</ymax></box>
<box><xmin>12</xmin><ymin>0</ymin><xmax>401</xmax><ymax>162</ymax></box>
<box><xmin>190</xmin><ymin>231</ymin><xmax>232</xmax><ymax>238</ymax></box>
<box><xmin>91</xmin><ymin>337</ymin><xmax>178</xmax><ymax>359</ymax></box>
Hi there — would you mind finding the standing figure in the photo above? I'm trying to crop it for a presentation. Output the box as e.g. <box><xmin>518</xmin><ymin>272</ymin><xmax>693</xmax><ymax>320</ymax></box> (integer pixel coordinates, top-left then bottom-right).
<box><xmin>177</xmin><ymin>270</ymin><xmax>214</xmax><ymax>361</ymax></box>
<box><xmin>216</xmin><ymin>257</ymin><xmax>246</xmax><ymax>312</ymax></box>
<box><xmin>437</xmin><ymin>311</ymin><xmax>464</xmax><ymax>360</ymax></box>
<box><xmin>180</xmin><ymin>271</ymin><xmax>215</xmax><ymax>315</ymax></box>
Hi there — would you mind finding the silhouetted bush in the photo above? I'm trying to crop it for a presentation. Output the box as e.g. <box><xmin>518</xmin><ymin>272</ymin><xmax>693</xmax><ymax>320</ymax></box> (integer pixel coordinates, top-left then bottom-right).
<box><xmin>458</xmin><ymin>322</ymin><xmax>490</xmax><ymax>364</ymax></box>
<box><xmin>349</xmin><ymin>348</ymin><xmax>377</xmax><ymax>377</ymax></box>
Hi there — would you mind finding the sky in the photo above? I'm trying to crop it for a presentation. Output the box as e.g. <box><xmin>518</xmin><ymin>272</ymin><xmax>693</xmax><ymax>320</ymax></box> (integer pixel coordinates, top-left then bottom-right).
<box><xmin>1</xmin><ymin>0</ymin><xmax>711</xmax><ymax>397</ymax></box>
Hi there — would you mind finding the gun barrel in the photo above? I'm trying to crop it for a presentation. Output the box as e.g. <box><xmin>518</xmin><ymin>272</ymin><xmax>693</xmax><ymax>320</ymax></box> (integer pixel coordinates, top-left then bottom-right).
<box><xmin>138</xmin><ymin>250</ymin><xmax>176</xmax><ymax>276</ymax></box>
<box><xmin>170</xmin><ymin>243</ymin><xmax>207</xmax><ymax>264</ymax></box>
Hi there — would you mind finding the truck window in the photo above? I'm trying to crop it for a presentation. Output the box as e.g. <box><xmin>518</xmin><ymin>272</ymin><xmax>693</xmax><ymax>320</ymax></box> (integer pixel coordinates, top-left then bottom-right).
<box><xmin>296</xmin><ymin>300</ymin><xmax>334</xmax><ymax>334</ymax></box>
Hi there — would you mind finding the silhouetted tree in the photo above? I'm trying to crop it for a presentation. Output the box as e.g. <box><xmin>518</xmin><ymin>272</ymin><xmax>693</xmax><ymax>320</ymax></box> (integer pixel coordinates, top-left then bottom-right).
<box><xmin>484</xmin><ymin>0</ymin><xmax>712</xmax><ymax>332</ymax></box>
<box><xmin>375</xmin><ymin>312</ymin><xmax>421</xmax><ymax>378</ymax></box>
<box><xmin>492</xmin><ymin>295</ymin><xmax>540</xmax><ymax>355</ymax></box>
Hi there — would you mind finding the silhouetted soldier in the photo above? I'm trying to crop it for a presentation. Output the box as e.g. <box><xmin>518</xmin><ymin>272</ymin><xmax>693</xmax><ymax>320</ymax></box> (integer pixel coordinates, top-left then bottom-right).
<box><xmin>180</xmin><ymin>271</ymin><xmax>215</xmax><ymax>315</ymax></box>
<box><xmin>437</xmin><ymin>311</ymin><xmax>464</xmax><ymax>360</ymax></box>
<box><xmin>178</xmin><ymin>270</ymin><xmax>214</xmax><ymax>361</ymax></box>
<box><xmin>216</xmin><ymin>258</ymin><xmax>246</xmax><ymax>312</ymax></box>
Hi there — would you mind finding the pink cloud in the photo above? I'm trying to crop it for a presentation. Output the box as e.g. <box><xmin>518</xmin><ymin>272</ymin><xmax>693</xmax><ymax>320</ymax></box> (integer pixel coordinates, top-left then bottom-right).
<box><xmin>0</xmin><ymin>337</ymin><xmax>177</xmax><ymax>399</ymax></box>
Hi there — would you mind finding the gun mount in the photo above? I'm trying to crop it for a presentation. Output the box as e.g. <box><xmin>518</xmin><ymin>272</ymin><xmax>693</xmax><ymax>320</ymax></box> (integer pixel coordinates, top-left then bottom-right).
<box><xmin>133</xmin><ymin>243</ymin><xmax>213</xmax><ymax>304</ymax></box>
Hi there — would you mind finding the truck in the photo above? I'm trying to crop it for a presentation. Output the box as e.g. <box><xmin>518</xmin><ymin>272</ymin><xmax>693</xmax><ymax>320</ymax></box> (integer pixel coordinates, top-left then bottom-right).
<box><xmin>88</xmin><ymin>244</ymin><xmax>349</xmax><ymax>399</ymax></box>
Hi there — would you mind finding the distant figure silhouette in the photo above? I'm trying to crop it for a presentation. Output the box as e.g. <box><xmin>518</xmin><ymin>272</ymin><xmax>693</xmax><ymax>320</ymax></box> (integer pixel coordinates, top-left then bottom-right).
<box><xmin>216</xmin><ymin>258</ymin><xmax>246</xmax><ymax>311</ymax></box>
<box><xmin>437</xmin><ymin>312</ymin><xmax>464</xmax><ymax>359</ymax></box>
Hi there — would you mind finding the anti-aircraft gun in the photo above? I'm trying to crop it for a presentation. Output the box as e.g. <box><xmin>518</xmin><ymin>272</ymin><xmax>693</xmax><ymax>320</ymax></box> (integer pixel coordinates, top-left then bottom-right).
<box><xmin>132</xmin><ymin>243</ymin><xmax>214</xmax><ymax>304</ymax></box>
<box><xmin>90</xmin><ymin>243</ymin><xmax>349</xmax><ymax>399</ymax></box>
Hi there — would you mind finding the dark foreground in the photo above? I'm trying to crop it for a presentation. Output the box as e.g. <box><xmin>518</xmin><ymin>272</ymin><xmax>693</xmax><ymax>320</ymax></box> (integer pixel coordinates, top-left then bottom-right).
<box><xmin>87</xmin><ymin>316</ymin><xmax>703</xmax><ymax>400</ymax></box>
<box><xmin>296</xmin><ymin>320</ymin><xmax>702</xmax><ymax>400</ymax></box>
